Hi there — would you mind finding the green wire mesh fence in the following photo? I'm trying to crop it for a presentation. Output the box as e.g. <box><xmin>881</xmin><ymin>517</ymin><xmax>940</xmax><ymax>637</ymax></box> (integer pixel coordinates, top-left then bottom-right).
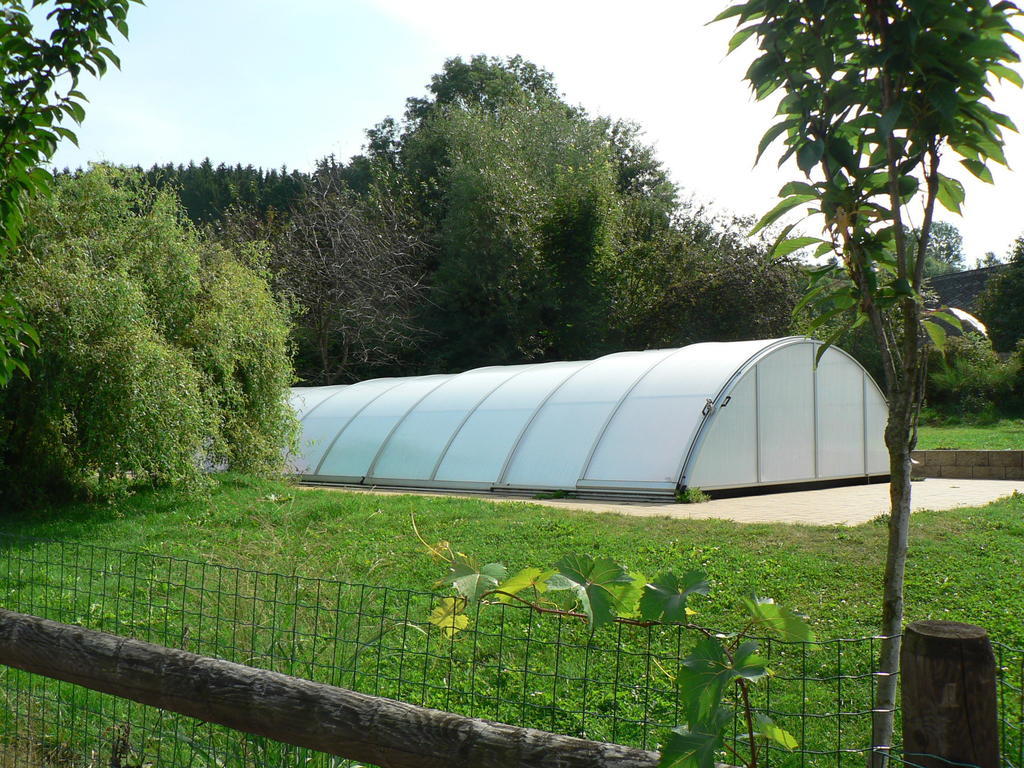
<box><xmin>997</xmin><ymin>641</ymin><xmax>1024</xmax><ymax>768</ymax></box>
<box><xmin>0</xmin><ymin>532</ymin><xmax>1020</xmax><ymax>768</ymax></box>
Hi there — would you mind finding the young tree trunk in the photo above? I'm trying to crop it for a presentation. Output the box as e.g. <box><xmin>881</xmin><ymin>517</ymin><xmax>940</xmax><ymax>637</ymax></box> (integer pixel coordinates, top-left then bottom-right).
<box><xmin>871</xmin><ymin>431</ymin><xmax>912</xmax><ymax>768</ymax></box>
<box><xmin>871</xmin><ymin>348</ymin><xmax>919</xmax><ymax>767</ymax></box>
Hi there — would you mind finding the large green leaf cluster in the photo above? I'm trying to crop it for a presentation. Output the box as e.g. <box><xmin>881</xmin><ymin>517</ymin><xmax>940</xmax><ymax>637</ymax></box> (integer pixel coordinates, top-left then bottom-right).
<box><xmin>430</xmin><ymin>547</ymin><xmax>811</xmax><ymax>768</ymax></box>
<box><xmin>721</xmin><ymin>0</ymin><xmax>1021</xmax><ymax>369</ymax></box>
<box><xmin>0</xmin><ymin>167</ymin><xmax>297</xmax><ymax>502</ymax></box>
<box><xmin>99</xmin><ymin>55</ymin><xmax>806</xmax><ymax>383</ymax></box>
<box><xmin>1</xmin><ymin>0</ymin><xmax>138</xmax><ymax>386</ymax></box>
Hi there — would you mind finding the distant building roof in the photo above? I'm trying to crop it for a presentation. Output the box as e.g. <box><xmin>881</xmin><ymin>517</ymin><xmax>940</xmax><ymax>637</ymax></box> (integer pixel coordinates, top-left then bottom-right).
<box><xmin>928</xmin><ymin>265</ymin><xmax>1008</xmax><ymax>312</ymax></box>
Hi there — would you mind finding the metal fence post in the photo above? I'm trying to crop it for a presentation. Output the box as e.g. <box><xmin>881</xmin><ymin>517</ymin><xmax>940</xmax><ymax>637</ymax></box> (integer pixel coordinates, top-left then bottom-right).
<box><xmin>901</xmin><ymin>620</ymin><xmax>999</xmax><ymax>768</ymax></box>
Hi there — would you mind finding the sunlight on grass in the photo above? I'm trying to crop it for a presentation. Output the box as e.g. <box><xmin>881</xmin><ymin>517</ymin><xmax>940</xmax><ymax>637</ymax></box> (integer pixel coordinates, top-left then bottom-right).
<box><xmin>917</xmin><ymin>419</ymin><xmax>1024</xmax><ymax>450</ymax></box>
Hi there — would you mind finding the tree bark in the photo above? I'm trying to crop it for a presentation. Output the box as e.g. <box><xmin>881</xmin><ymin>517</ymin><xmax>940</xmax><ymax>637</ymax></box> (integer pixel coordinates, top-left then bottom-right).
<box><xmin>0</xmin><ymin>608</ymin><xmax>659</xmax><ymax>768</ymax></box>
<box><xmin>870</xmin><ymin>424</ymin><xmax>912</xmax><ymax>768</ymax></box>
<box><xmin>871</xmin><ymin>303</ymin><xmax>924</xmax><ymax>768</ymax></box>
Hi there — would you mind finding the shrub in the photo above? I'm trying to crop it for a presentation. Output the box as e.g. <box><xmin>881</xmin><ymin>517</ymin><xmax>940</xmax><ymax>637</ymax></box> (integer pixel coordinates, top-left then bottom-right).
<box><xmin>926</xmin><ymin>332</ymin><xmax>1019</xmax><ymax>418</ymax></box>
<box><xmin>0</xmin><ymin>167</ymin><xmax>296</xmax><ymax>502</ymax></box>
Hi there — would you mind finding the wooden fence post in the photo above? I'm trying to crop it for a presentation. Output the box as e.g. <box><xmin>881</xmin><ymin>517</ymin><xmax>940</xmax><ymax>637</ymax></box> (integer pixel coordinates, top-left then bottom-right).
<box><xmin>900</xmin><ymin>620</ymin><xmax>999</xmax><ymax>768</ymax></box>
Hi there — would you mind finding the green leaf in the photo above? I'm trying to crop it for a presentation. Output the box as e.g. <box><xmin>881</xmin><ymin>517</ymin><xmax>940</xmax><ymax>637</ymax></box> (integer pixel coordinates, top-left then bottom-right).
<box><xmin>64</xmin><ymin>100</ymin><xmax>86</xmax><ymax>124</ymax></box>
<box><xmin>732</xmin><ymin>639</ymin><xmax>768</xmax><ymax>682</ymax></box>
<box><xmin>831</xmin><ymin>290</ymin><xmax>857</xmax><ymax>310</ymax></box>
<box><xmin>813</xmin><ymin>241</ymin><xmax>835</xmax><ymax>258</ymax></box>
<box><xmin>659</xmin><ymin>718</ymin><xmax>728</xmax><ymax>768</ymax></box>
<box><xmin>936</xmin><ymin>174</ymin><xmax>966</xmax><ymax>214</ymax></box>
<box><xmin>550</xmin><ymin>554</ymin><xmax>633</xmax><ymax>629</ymax></box>
<box><xmin>679</xmin><ymin>637</ymin><xmax>734</xmax><ymax>723</ymax></box>
<box><xmin>755</xmin><ymin>714</ymin><xmax>799</xmax><ymax>750</ymax></box>
<box><xmin>960</xmin><ymin>158</ymin><xmax>994</xmax><ymax>184</ymax></box>
<box><xmin>779</xmin><ymin>180</ymin><xmax>816</xmax><ymax>197</ymax></box>
<box><xmin>922</xmin><ymin>320</ymin><xmax>947</xmax><ymax>350</ymax></box>
<box><xmin>990</xmin><ymin>63</ymin><xmax>1023</xmax><ymax>87</ymax></box>
<box><xmin>748</xmin><ymin>194</ymin><xmax>815</xmax><ymax>236</ymax></box>
<box><xmin>742</xmin><ymin>596</ymin><xmax>814</xmax><ymax>642</ymax></box>
<box><xmin>639</xmin><ymin>571</ymin><xmax>710</xmax><ymax>622</ymax></box>
<box><xmin>494</xmin><ymin>567</ymin><xmax>555</xmax><ymax>602</ymax></box>
<box><xmin>609</xmin><ymin>571</ymin><xmax>646</xmax><ymax>618</ymax></box>
<box><xmin>877</xmin><ymin>103</ymin><xmax>903</xmax><ymax>138</ymax></box>
<box><xmin>814</xmin><ymin>324</ymin><xmax>853</xmax><ymax>368</ymax></box>
<box><xmin>792</xmin><ymin>283</ymin><xmax>829</xmax><ymax>317</ymax></box>
<box><xmin>773</xmin><ymin>236</ymin><xmax>825</xmax><ymax>258</ymax></box>
<box><xmin>447</xmin><ymin>556</ymin><xmax>508</xmax><ymax>602</ymax></box>
<box><xmin>928</xmin><ymin>83</ymin><xmax>958</xmax><ymax>121</ymax></box>
<box><xmin>929</xmin><ymin>310</ymin><xmax>963</xmax><ymax>332</ymax></box>
<box><xmin>755</xmin><ymin>120</ymin><xmax>794</xmax><ymax>164</ymax></box>
<box><xmin>797</xmin><ymin>140</ymin><xmax>824</xmax><ymax>174</ymax></box>
<box><xmin>97</xmin><ymin>46</ymin><xmax>121</xmax><ymax>69</ymax></box>
<box><xmin>728</xmin><ymin>25</ymin><xmax>757</xmax><ymax>53</ymax></box>
<box><xmin>898</xmin><ymin>174</ymin><xmax>919</xmax><ymax>200</ymax></box>
<box><xmin>709</xmin><ymin>4</ymin><xmax>747</xmax><ymax>23</ymax></box>
<box><xmin>892</xmin><ymin>277</ymin><xmax>915</xmax><ymax>298</ymax></box>
<box><xmin>428</xmin><ymin>597</ymin><xmax>469</xmax><ymax>637</ymax></box>
<box><xmin>807</xmin><ymin>305</ymin><xmax>850</xmax><ymax>334</ymax></box>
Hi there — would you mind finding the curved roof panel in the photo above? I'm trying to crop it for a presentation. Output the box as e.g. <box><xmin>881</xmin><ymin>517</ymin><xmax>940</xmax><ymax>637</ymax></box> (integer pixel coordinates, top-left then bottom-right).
<box><xmin>290</xmin><ymin>337</ymin><xmax>888</xmax><ymax>496</ymax></box>
<box><xmin>433</xmin><ymin>361</ymin><xmax>582</xmax><ymax>484</ymax></box>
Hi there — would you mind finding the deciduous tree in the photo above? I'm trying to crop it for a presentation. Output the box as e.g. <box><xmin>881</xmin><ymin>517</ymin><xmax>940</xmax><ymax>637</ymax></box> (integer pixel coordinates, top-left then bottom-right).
<box><xmin>910</xmin><ymin>220</ymin><xmax>967</xmax><ymax>276</ymax></box>
<box><xmin>977</xmin><ymin>237</ymin><xmax>1024</xmax><ymax>352</ymax></box>
<box><xmin>717</xmin><ymin>0</ymin><xmax>1022</xmax><ymax>759</ymax></box>
<box><xmin>270</xmin><ymin>176</ymin><xmax>426</xmax><ymax>384</ymax></box>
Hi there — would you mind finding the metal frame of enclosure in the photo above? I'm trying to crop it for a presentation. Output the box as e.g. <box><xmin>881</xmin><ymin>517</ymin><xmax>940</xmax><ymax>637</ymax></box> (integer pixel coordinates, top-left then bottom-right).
<box><xmin>288</xmin><ymin>337</ymin><xmax>889</xmax><ymax>498</ymax></box>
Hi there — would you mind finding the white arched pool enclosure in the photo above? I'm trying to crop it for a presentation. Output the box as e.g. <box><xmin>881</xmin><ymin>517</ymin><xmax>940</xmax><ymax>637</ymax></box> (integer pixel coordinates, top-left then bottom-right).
<box><xmin>288</xmin><ymin>337</ymin><xmax>889</xmax><ymax>498</ymax></box>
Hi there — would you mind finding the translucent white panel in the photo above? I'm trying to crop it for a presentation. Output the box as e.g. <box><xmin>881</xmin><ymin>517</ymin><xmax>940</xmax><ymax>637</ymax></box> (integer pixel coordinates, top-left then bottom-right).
<box><xmin>435</xmin><ymin>362</ymin><xmax>583</xmax><ymax>484</ymax></box>
<box><xmin>317</xmin><ymin>375</ymin><xmax>450</xmax><ymax>478</ymax></box>
<box><xmin>289</xmin><ymin>385</ymin><xmax>348</xmax><ymax>473</ymax></box>
<box><xmin>296</xmin><ymin>381</ymin><xmax>399</xmax><ymax>475</ymax></box>
<box><xmin>289</xmin><ymin>336</ymin><xmax>888</xmax><ymax>491</ymax></box>
<box><xmin>504</xmin><ymin>351</ymin><xmax>673</xmax><ymax>488</ymax></box>
<box><xmin>370</xmin><ymin>366</ymin><xmax>528</xmax><ymax>481</ymax></box>
<box><xmin>687</xmin><ymin>371</ymin><xmax>758</xmax><ymax>489</ymax></box>
<box><xmin>866</xmin><ymin>379</ymin><xmax>889</xmax><ymax>474</ymax></box>
<box><xmin>816</xmin><ymin>349</ymin><xmax>866</xmax><ymax>477</ymax></box>
<box><xmin>290</xmin><ymin>386</ymin><xmax>345</xmax><ymax>420</ymax></box>
<box><xmin>584</xmin><ymin>341</ymin><xmax>775</xmax><ymax>484</ymax></box>
<box><xmin>757</xmin><ymin>342</ymin><xmax>816</xmax><ymax>482</ymax></box>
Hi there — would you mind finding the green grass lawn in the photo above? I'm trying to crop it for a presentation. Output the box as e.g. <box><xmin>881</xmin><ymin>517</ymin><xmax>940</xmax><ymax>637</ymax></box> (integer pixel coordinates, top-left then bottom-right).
<box><xmin>3</xmin><ymin>476</ymin><xmax>1023</xmax><ymax>766</ymax></box>
<box><xmin>917</xmin><ymin>418</ymin><xmax>1024</xmax><ymax>449</ymax></box>
<box><xmin>7</xmin><ymin>474</ymin><xmax>1024</xmax><ymax>644</ymax></box>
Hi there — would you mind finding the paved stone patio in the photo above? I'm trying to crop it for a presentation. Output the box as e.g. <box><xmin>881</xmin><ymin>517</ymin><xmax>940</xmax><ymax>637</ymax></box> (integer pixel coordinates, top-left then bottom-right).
<box><xmin>307</xmin><ymin>478</ymin><xmax>1024</xmax><ymax>526</ymax></box>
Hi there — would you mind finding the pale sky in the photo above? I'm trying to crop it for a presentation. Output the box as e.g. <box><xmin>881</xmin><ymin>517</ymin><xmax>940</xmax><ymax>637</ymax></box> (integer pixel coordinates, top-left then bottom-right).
<box><xmin>51</xmin><ymin>0</ymin><xmax>1024</xmax><ymax>264</ymax></box>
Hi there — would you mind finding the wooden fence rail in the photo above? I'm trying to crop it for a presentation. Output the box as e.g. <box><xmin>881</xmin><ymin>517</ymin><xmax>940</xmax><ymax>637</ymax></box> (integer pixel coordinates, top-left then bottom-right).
<box><xmin>0</xmin><ymin>608</ymin><xmax>660</xmax><ymax>768</ymax></box>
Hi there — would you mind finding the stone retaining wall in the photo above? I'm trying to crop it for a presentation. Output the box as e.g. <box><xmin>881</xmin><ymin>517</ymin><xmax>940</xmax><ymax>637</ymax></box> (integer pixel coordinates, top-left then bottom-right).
<box><xmin>911</xmin><ymin>450</ymin><xmax>1024</xmax><ymax>480</ymax></box>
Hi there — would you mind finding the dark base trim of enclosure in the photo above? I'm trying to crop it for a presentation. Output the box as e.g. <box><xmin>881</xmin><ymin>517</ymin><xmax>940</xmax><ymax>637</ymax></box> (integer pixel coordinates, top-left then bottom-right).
<box><xmin>297</xmin><ymin>474</ymin><xmax>891</xmax><ymax>504</ymax></box>
<box><xmin>701</xmin><ymin>474</ymin><xmax>892</xmax><ymax>500</ymax></box>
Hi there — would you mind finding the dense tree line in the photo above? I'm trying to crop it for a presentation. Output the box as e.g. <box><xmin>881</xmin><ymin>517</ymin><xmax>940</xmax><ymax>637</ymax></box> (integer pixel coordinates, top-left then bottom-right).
<box><xmin>70</xmin><ymin>57</ymin><xmax>991</xmax><ymax>391</ymax></box>
<box><xmin>136</xmin><ymin>56</ymin><xmax>804</xmax><ymax>384</ymax></box>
